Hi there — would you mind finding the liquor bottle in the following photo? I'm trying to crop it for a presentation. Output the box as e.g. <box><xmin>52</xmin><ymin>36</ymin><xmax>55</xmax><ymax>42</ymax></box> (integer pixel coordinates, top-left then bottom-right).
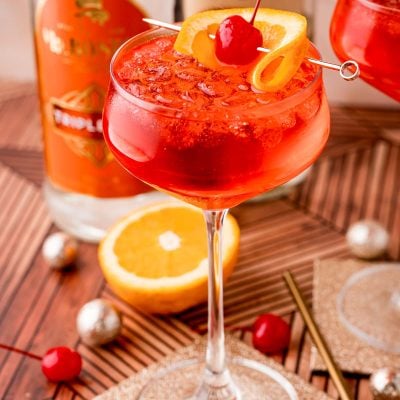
<box><xmin>33</xmin><ymin>0</ymin><xmax>174</xmax><ymax>242</ymax></box>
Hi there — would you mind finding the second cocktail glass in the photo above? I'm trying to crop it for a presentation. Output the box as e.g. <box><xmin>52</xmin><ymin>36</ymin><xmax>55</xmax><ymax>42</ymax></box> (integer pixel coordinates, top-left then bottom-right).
<box><xmin>331</xmin><ymin>0</ymin><xmax>400</xmax><ymax>353</ymax></box>
<box><xmin>103</xmin><ymin>27</ymin><xmax>330</xmax><ymax>399</ymax></box>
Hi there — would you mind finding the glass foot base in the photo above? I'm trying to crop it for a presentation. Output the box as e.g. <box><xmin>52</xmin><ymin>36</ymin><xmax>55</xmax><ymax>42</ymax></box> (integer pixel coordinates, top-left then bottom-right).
<box><xmin>137</xmin><ymin>358</ymin><xmax>298</xmax><ymax>400</ymax></box>
<box><xmin>337</xmin><ymin>264</ymin><xmax>400</xmax><ymax>353</ymax></box>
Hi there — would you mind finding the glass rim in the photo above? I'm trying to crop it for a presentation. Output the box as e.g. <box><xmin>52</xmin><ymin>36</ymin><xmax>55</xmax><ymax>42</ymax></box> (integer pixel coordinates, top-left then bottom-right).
<box><xmin>110</xmin><ymin>27</ymin><xmax>323</xmax><ymax>120</ymax></box>
<box><xmin>358</xmin><ymin>0</ymin><xmax>400</xmax><ymax>14</ymax></box>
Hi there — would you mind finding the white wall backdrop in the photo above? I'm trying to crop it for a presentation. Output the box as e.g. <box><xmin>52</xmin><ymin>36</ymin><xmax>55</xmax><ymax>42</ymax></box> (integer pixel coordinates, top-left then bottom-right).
<box><xmin>0</xmin><ymin>0</ymin><xmax>36</xmax><ymax>81</ymax></box>
<box><xmin>0</xmin><ymin>0</ymin><xmax>175</xmax><ymax>82</ymax></box>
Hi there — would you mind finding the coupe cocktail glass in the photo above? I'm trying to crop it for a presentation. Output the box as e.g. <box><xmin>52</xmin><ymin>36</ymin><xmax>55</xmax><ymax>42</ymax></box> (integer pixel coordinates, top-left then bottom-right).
<box><xmin>103</xmin><ymin>28</ymin><xmax>330</xmax><ymax>399</ymax></box>
<box><xmin>330</xmin><ymin>0</ymin><xmax>400</xmax><ymax>101</ymax></box>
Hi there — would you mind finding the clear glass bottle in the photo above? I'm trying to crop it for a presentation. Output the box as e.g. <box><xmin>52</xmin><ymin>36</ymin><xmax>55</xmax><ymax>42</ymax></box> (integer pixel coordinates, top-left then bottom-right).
<box><xmin>32</xmin><ymin>0</ymin><xmax>168</xmax><ymax>242</ymax></box>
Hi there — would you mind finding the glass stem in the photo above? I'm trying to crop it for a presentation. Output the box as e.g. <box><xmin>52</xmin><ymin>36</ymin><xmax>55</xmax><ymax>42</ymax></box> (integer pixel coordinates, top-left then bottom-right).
<box><xmin>204</xmin><ymin>209</ymin><xmax>228</xmax><ymax>375</ymax></box>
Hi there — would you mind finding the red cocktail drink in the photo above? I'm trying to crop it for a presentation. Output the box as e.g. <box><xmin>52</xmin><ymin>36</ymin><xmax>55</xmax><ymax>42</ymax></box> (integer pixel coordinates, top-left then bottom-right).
<box><xmin>330</xmin><ymin>0</ymin><xmax>400</xmax><ymax>101</ymax></box>
<box><xmin>104</xmin><ymin>33</ymin><xmax>329</xmax><ymax>209</ymax></box>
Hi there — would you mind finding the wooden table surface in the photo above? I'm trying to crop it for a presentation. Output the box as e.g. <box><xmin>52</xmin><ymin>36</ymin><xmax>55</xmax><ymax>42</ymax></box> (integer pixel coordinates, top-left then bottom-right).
<box><xmin>0</xmin><ymin>81</ymin><xmax>399</xmax><ymax>400</ymax></box>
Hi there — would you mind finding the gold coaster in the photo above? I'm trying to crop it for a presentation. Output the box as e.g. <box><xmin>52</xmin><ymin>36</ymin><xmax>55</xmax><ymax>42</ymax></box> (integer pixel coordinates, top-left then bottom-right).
<box><xmin>95</xmin><ymin>335</ymin><xmax>332</xmax><ymax>400</ymax></box>
<box><xmin>312</xmin><ymin>259</ymin><xmax>400</xmax><ymax>374</ymax></box>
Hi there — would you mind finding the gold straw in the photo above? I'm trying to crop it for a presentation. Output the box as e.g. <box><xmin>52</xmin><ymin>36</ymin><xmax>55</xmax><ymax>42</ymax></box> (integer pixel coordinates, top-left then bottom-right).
<box><xmin>283</xmin><ymin>271</ymin><xmax>353</xmax><ymax>400</ymax></box>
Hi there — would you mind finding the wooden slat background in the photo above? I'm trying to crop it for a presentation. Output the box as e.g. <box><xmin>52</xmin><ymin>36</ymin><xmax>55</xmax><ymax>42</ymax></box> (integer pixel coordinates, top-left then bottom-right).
<box><xmin>0</xmin><ymin>81</ymin><xmax>399</xmax><ymax>400</ymax></box>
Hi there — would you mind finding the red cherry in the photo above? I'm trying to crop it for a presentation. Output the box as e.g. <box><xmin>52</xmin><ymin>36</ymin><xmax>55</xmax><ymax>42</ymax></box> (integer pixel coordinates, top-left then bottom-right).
<box><xmin>252</xmin><ymin>314</ymin><xmax>291</xmax><ymax>354</ymax></box>
<box><xmin>41</xmin><ymin>346</ymin><xmax>82</xmax><ymax>382</ymax></box>
<box><xmin>215</xmin><ymin>15</ymin><xmax>263</xmax><ymax>65</ymax></box>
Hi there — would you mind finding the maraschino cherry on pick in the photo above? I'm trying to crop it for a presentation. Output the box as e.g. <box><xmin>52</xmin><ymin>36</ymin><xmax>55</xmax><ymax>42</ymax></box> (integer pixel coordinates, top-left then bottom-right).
<box><xmin>215</xmin><ymin>0</ymin><xmax>263</xmax><ymax>65</ymax></box>
<box><xmin>0</xmin><ymin>344</ymin><xmax>82</xmax><ymax>382</ymax></box>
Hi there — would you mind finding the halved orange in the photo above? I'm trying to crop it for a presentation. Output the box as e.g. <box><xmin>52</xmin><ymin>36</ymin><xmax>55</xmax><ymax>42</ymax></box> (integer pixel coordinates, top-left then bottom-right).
<box><xmin>98</xmin><ymin>201</ymin><xmax>240</xmax><ymax>314</ymax></box>
<box><xmin>174</xmin><ymin>8</ymin><xmax>308</xmax><ymax>92</ymax></box>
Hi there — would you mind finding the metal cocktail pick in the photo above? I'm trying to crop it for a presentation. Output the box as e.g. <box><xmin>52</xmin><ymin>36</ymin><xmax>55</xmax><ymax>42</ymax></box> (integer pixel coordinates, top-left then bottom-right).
<box><xmin>143</xmin><ymin>18</ymin><xmax>360</xmax><ymax>82</ymax></box>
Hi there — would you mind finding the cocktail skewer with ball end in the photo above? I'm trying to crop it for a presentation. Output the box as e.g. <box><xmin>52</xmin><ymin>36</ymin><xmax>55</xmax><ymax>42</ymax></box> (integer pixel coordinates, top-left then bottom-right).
<box><xmin>143</xmin><ymin>18</ymin><xmax>360</xmax><ymax>81</ymax></box>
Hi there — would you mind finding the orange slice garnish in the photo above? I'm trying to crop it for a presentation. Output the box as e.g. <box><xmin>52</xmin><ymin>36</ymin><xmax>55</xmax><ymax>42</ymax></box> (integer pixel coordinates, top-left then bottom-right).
<box><xmin>174</xmin><ymin>8</ymin><xmax>308</xmax><ymax>92</ymax></box>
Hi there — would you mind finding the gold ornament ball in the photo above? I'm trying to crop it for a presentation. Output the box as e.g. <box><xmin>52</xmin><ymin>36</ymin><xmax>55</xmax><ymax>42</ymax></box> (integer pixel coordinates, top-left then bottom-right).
<box><xmin>370</xmin><ymin>368</ymin><xmax>400</xmax><ymax>399</ymax></box>
<box><xmin>346</xmin><ymin>220</ymin><xmax>389</xmax><ymax>259</ymax></box>
<box><xmin>42</xmin><ymin>232</ymin><xmax>78</xmax><ymax>269</ymax></box>
<box><xmin>76</xmin><ymin>299</ymin><xmax>122</xmax><ymax>346</ymax></box>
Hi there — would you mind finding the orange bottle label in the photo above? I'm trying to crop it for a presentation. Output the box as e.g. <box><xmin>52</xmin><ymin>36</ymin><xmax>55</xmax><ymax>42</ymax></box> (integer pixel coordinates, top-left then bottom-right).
<box><xmin>35</xmin><ymin>0</ymin><xmax>151</xmax><ymax>197</ymax></box>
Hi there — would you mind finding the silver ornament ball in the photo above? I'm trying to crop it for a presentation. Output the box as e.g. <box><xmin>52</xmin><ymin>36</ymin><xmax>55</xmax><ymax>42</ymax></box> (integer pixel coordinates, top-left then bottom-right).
<box><xmin>76</xmin><ymin>299</ymin><xmax>122</xmax><ymax>346</ymax></box>
<box><xmin>370</xmin><ymin>368</ymin><xmax>400</xmax><ymax>399</ymax></box>
<box><xmin>346</xmin><ymin>219</ymin><xmax>389</xmax><ymax>259</ymax></box>
<box><xmin>42</xmin><ymin>232</ymin><xmax>78</xmax><ymax>269</ymax></box>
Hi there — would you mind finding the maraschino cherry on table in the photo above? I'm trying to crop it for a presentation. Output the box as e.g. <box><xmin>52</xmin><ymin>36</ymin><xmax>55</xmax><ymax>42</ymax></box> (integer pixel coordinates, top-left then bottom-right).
<box><xmin>0</xmin><ymin>344</ymin><xmax>82</xmax><ymax>382</ymax></box>
<box><xmin>252</xmin><ymin>313</ymin><xmax>291</xmax><ymax>354</ymax></box>
<box><xmin>42</xmin><ymin>347</ymin><xmax>82</xmax><ymax>382</ymax></box>
<box><xmin>229</xmin><ymin>313</ymin><xmax>291</xmax><ymax>355</ymax></box>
